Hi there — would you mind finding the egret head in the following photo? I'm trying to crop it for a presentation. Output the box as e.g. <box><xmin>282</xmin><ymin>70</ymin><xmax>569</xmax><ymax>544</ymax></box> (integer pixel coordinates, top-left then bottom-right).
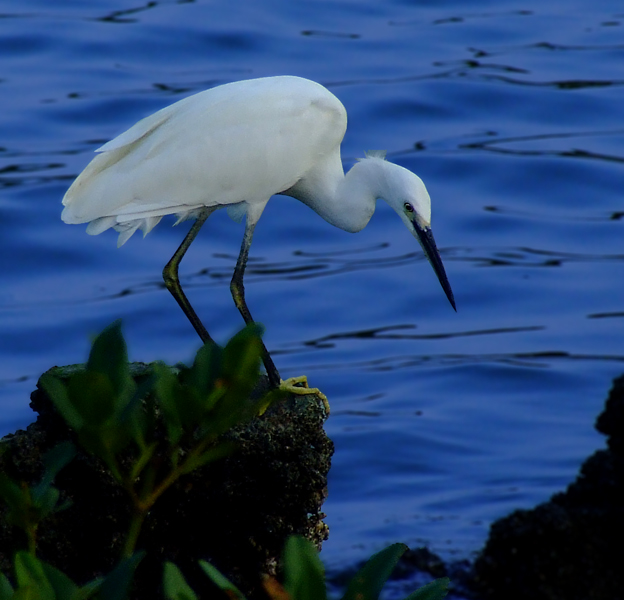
<box><xmin>384</xmin><ymin>163</ymin><xmax>456</xmax><ymax>311</ymax></box>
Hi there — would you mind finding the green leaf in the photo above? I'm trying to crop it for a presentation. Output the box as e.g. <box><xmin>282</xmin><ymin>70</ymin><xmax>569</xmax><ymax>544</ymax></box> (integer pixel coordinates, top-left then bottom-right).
<box><xmin>179</xmin><ymin>442</ymin><xmax>236</xmax><ymax>475</ymax></box>
<box><xmin>162</xmin><ymin>563</ymin><xmax>197</xmax><ymax>600</ymax></box>
<box><xmin>96</xmin><ymin>553</ymin><xmax>144</xmax><ymax>600</ymax></box>
<box><xmin>119</xmin><ymin>374</ymin><xmax>155</xmax><ymax>450</ymax></box>
<box><xmin>113</xmin><ymin>391</ymin><xmax>148</xmax><ymax>456</ymax></box>
<box><xmin>68</xmin><ymin>372</ymin><xmax>116</xmax><ymax>427</ymax></box>
<box><xmin>403</xmin><ymin>577</ymin><xmax>450</xmax><ymax>600</ymax></box>
<box><xmin>0</xmin><ymin>572</ymin><xmax>14</xmax><ymax>599</ymax></box>
<box><xmin>29</xmin><ymin>441</ymin><xmax>76</xmax><ymax>516</ymax></box>
<box><xmin>128</xmin><ymin>442</ymin><xmax>158</xmax><ymax>482</ymax></box>
<box><xmin>282</xmin><ymin>536</ymin><xmax>326</xmax><ymax>600</ymax></box>
<box><xmin>86</xmin><ymin>320</ymin><xmax>131</xmax><ymax>398</ymax></box>
<box><xmin>12</xmin><ymin>588</ymin><xmax>37</xmax><ymax>600</ymax></box>
<box><xmin>75</xmin><ymin>420</ymin><xmax>130</xmax><ymax>468</ymax></box>
<box><xmin>76</xmin><ymin>578</ymin><xmax>103</xmax><ymax>600</ymax></box>
<box><xmin>153</xmin><ymin>364</ymin><xmax>184</xmax><ymax>445</ymax></box>
<box><xmin>36</xmin><ymin>442</ymin><xmax>77</xmax><ymax>494</ymax></box>
<box><xmin>0</xmin><ymin>474</ymin><xmax>27</xmax><ymax>515</ymax></box>
<box><xmin>14</xmin><ymin>553</ymin><xmax>54</xmax><ymax>600</ymax></box>
<box><xmin>40</xmin><ymin>375</ymin><xmax>84</xmax><ymax>431</ymax></box>
<box><xmin>186</xmin><ymin>342</ymin><xmax>222</xmax><ymax>397</ymax></box>
<box><xmin>198</xmin><ymin>561</ymin><xmax>246</xmax><ymax>600</ymax></box>
<box><xmin>222</xmin><ymin>324</ymin><xmax>263</xmax><ymax>386</ymax></box>
<box><xmin>341</xmin><ymin>543</ymin><xmax>407</xmax><ymax>600</ymax></box>
<box><xmin>40</xmin><ymin>561</ymin><xmax>80</xmax><ymax>599</ymax></box>
<box><xmin>31</xmin><ymin>488</ymin><xmax>60</xmax><ymax>521</ymax></box>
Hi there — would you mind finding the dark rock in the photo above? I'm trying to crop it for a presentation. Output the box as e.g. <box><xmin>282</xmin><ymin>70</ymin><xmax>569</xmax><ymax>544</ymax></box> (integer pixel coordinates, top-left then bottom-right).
<box><xmin>396</xmin><ymin>547</ymin><xmax>448</xmax><ymax>579</ymax></box>
<box><xmin>471</xmin><ymin>374</ymin><xmax>624</xmax><ymax>600</ymax></box>
<box><xmin>0</xmin><ymin>364</ymin><xmax>333</xmax><ymax>599</ymax></box>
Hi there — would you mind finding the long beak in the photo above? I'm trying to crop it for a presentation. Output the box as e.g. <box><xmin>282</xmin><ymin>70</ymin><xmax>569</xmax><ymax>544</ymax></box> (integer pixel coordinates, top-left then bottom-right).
<box><xmin>414</xmin><ymin>223</ymin><xmax>456</xmax><ymax>311</ymax></box>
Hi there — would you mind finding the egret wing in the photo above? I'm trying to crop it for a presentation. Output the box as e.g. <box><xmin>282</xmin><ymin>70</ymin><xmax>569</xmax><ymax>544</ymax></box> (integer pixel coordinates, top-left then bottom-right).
<box><xmin>61</xmin><ymin>77</ymin><xmax>347</xmax><ymax>240</ymax></box>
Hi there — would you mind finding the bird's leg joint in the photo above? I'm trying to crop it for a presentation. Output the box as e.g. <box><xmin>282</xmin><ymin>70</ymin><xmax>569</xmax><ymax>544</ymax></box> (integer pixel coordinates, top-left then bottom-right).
<box><xmin>162</xmin><ymin>261</ymin><xmax>179</xmax><ymax>292</ymax></box>
<box><xmin>230</xmin><ymin>278</ymin><xmax>245</xmax><ymax>306</ymax></box>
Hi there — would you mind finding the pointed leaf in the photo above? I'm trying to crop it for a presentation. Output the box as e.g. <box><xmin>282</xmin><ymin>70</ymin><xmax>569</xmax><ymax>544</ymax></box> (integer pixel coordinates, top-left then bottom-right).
<box><xmin>30</xmin><ymin>442</ymin><xmax>76</xmax><ymax>512</ymax></box>
<box><xmin>222</xmin><ymin>324</ymin><xmax>264</xmax><ymax>385</ymax></box>
<box><xmin>40</xmin><ymin>375</ymin><xmax>84</xmax><ymax>431</ymax></box>
<box><xmin>255</xmin><ymin>387</ymin><xmax>289</xmax><ymax>417</ymax></box>
<box><xmin>31</xmin><ymin>487</ymin><xmax>60</xmax><ymax>521</ymax></box>
<box><xmin>179</xmin><ymin>442</ymin><xmax>236</xmax><ymax>475</ymax></box>
<box><xmin>68</xmin><ymin>372</ymin><xmax>116</xmax><ymax>427</ymax></box>
<box><xmin>187</xmin><ymin>342</ymin><xmax>222</xmax><ymax>396</ymax></box>
<box><xmin>97</xmin><ymin>553</ymin><xmax>144</xmax><ymax>600</ymax></box>
<box><xmin>76</xmin><ymin>578</ymin><xmax>103</xmax><ymax>600</ymax></box>
<box><xmin>341</xmin><ymin>543</ymin><xmax>407</xmax><ymax>600</ymax></box>
<box><xmin>198</xmin><ymin>561</ymin><xmax>246</xmax><ymax>600</ymax></box>
<box><xmin>0</xmin><ymin>474</ymin><xmax>27</xmax><ymax>514</ymax></box>
<box><xmin>163</xmin><ymin>562</ymin><xmax>198</xmax><ymax>600</ymax></box>
<box><xmin>282</xmin><ymin>536</ymin><xmax>326</xmax><ymax>600</ymax></box>
<box><xmin>40</xmin><ymin>561</ymin><xmax>80</xmax><ymax>599</ymax></box>
<box><xmin>119</xmin><ymin>373</ymin><xmax>155</xmax><ymax>450</ymax></box>
<box><xmin>75</xmin><ymin>420</ymin><xmax>130</xmax><ymax>466</ymax></box>
<box><xmin>37</xmin><ymin>442</ymin><xmax>77</xmax><ymax>493</ymax></box>
<box><xmin>115</xmin><ymin>382</ymin><xmax>149</xmax><ymax>451</ymax></box>
<box><xmin>14</xmin><ymin>552</ymin><xmax>54</xmax><ymax>600</ymax></box>
<box><xmin>0</xmin><ymin>572</ymin><xmax>14</xmax><ymax>599</ymax></box>
<box><xmin>403</xmin><ymin>577</ymin><xmax>450</xmax><ymax>600</ymax></box>
<box><xmin>74</xmin><ymin>426</ymin><xmax>120</xmax><ymax>467</ymax></box>
<box><xmin>0</xmin><ymin>475</ymin><xmax>31</xmax><ymax>532</ymax></box>
<box><xmin>86</xmin><ymin>321</ymin><xmax>129</xmax><ymax>395</ymax></box>
<box><xmin>153</xmin><ymin>363</ymin><xmax>184</xmax><ymax>444</ymax></box>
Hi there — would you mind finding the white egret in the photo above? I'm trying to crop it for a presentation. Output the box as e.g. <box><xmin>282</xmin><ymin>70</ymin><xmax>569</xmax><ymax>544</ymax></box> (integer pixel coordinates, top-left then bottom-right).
<box><xmin>62</xmin><ymin>75</ymin><xmax>455</xmax><ymax>392</ymax></box>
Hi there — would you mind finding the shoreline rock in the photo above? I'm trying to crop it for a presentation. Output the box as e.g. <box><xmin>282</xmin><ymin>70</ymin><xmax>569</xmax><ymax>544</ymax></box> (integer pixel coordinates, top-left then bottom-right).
<box><xmin>470</xmin><ymin>374</ymin><xmax>624</xmax><ymax>600</ymax></box>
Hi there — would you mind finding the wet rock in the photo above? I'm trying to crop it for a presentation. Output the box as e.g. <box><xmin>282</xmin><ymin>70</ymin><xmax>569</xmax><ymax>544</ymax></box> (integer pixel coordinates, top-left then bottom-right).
<box><xmin>0</xmin><ymin>364</ymin><xmax>333</xmax><ymax>599</ymax></box>
<box><xmin>471</xmin><ymin>374</ymin><xmax>624</xmax><ymax>600</ymax></box>
<box><xmin>396</xmin><ymin>547</ymin><xmax>448</xmax><ymax>579</ymax></box>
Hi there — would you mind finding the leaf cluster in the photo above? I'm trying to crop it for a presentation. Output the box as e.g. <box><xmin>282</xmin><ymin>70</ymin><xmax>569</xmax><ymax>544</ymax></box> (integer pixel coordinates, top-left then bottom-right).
<box><xmin>0</xmin><ymin>552</ymin><xmax>143</xmax><ymax>600</ymax></box>
<box><xmin>38</xmin><ymin>321</ymin><xmax>275</xmax><ymax>556</ymax></box>
<box><xmin>163</xmin><ymin>536</ymin><xmax>450</xmax><ymax>600</ymax></box>
<box><xmin>0</xmin><ymin>443</ymin><xmax>75</xmax><ymax>554</ymax></box>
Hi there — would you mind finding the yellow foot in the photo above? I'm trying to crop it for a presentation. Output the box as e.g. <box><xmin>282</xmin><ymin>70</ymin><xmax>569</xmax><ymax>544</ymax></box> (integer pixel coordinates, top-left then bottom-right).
<box><xmin>280</xmin><ymin>376</ymin><xmax>330</xmax><ymax>415</ymax></box>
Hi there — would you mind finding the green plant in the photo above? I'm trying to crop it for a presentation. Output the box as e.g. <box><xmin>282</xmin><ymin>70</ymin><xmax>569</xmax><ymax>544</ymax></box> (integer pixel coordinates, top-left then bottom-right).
<box><xmin>0</xmin><ymin>550</ymin><xmax>144</xmax><ymax>600</ymax></box>
<box><xmin>163</xmin><ymin>536</ymin><xmax>450</xmax><ymax>600</ymax></box>
<box><xmin>0</xmin><ymin>437</ymin><xmax>144</xmax><ymax>600</ymax></box>
<box><xmin>0</xmin><ymin>442</ymin><xmax>75</xmax><ymax>555</ymax></box>
<box><xmin>40</xmin><ymin>320</ymin><xmax>279</xmax><ymax>557</ymax></box>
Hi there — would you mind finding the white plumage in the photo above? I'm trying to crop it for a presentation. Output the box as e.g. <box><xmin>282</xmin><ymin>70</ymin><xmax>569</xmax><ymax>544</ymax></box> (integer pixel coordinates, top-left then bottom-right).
<box><xmin>62</xmin><ymin>75</ymin><xmax>455</xmax><ymax>387</ymax></box>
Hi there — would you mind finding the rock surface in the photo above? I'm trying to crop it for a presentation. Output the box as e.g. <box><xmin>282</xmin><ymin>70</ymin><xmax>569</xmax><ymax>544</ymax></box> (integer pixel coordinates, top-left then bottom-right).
<box><xmin>0</xmin><ymin>364</ymin><xmax>333</xmax><ymax>599</ymax></box>
<box><xmin>471</xmin><ymin>374</ymin><xmax>624</xmax><ymax>600</ymax></box>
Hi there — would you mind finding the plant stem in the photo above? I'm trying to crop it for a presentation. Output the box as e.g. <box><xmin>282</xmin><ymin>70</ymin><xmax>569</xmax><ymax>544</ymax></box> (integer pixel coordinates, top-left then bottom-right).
<box><xmin>119</xmin><ymin>439</ymin><xmax>214</xmax><ymax>557</ymax></box>
<box><xmin>122</xmin><ymin>510</ymin><xmax>146</xmax><ymax>558</ymax></box>
<box><xmin>27</xmin><ymin>525</ymin><xmax>37</xmax><ymax>556</ymax></box>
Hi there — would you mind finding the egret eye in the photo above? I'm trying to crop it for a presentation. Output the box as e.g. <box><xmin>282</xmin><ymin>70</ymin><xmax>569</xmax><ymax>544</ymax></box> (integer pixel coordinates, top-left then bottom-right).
<box><xmin>404</xmin><ymin>202</ymin><xmax>414</xmax><ymax>213</ymax></box>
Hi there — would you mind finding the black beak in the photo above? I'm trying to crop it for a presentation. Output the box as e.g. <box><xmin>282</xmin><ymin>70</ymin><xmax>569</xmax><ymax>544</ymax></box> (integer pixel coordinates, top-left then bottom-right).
<box><xmin>414</xmin><ymin>223</ymin><xmax>456</xmax><ymax>311</ymax></box>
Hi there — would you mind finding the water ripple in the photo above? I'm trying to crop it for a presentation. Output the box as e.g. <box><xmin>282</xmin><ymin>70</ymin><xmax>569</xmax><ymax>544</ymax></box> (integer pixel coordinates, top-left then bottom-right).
<box><xmin>293</xmin><ymin>324</ymin><xmax>544</xmax><ymax>351</ymax></box>
<box><xmin>291</xmin><ymin>350</ymin><xmax>624</xmax><ymax>372</ymax></box>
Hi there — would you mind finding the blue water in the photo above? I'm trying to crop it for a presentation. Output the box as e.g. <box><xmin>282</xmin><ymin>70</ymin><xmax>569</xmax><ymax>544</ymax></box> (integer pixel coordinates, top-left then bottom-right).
<box><xmin>1</xmin><ymin>0</ymin><xmax>623</xmax><ymax>575</ymax></box>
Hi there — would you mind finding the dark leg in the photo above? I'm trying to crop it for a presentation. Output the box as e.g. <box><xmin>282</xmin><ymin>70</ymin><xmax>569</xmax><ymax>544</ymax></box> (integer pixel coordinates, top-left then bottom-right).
<box><xmin>163</xmin><ymin>209</ymin><xmax>215</xmax><ymax>344</ymax></box>
<box><xmin>230</xmin><ymin>219</ymin><xmax>281</xmax><ymax>388</ymax></box>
